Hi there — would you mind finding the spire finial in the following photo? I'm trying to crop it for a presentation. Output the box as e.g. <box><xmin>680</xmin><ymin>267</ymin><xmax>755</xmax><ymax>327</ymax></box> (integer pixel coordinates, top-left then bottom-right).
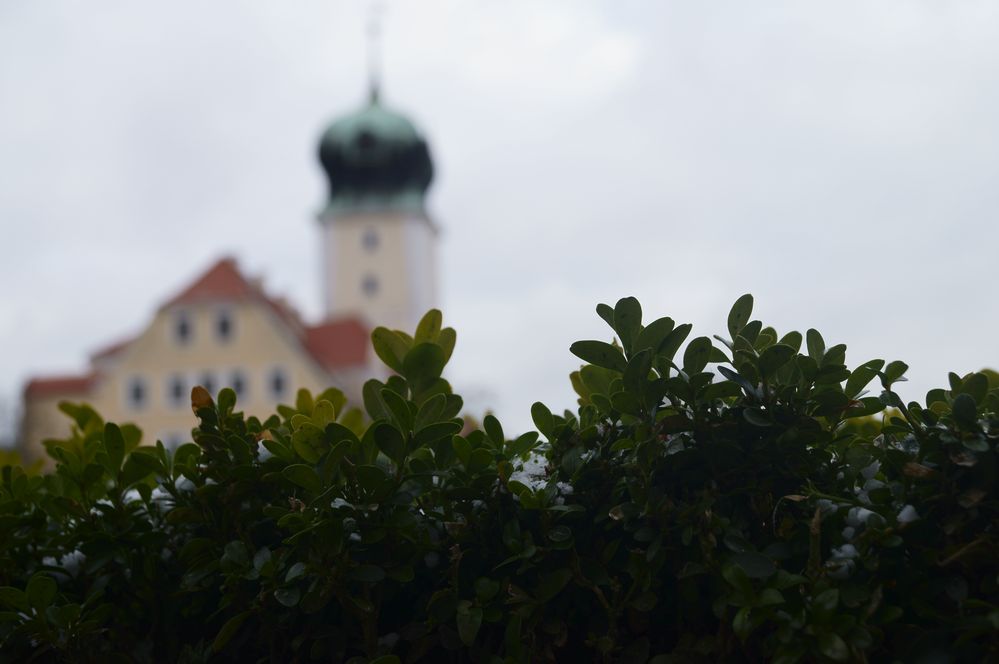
<box><xmin>366</xmin><ymin>1</ymin><xmax>385</xmax><ymax>104</ymax></box>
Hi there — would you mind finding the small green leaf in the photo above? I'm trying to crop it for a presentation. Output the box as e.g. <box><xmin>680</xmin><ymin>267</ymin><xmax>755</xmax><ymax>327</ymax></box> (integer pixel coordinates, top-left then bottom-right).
<box><xmin>26</xmin><ymin>574</ymin><xmax>56</xmax><ymax>612</ymax></box>
<box><xmin>274</xmin><ymin>587</ymin><xmax>301</xmax><ymax>607</ymax></box>
<box><xmin>414</xmin><ymin>309</ymin><xmax>443</xmax><ymax>343</ymax></box>
<box><xmin>0</xmin><ymin>587</ymin><xmax>28</xmax><ymax>612</ymax></box>
<box><xmin>456</xmin><ymin>601</ymin><xmax>483</xmax><ymax>646</ymax></box>
<box><xmin>614</xmin><ymin>296</ymin><xmax>642</xmax><ymax>354</ymax></box>
<box><xmin>285</xmin><ymin>562</ymin><xmax>307</xmax><ymax>582</ymax></box>
<box><xmin>437</xmin><ymin>327</ymin><xmax>457</xmax><ymax>364</ymax></box>
<box><xmin>881</xmin><ymin>360</ymin><xmax>909</xmax><ymax>387</ymax></box>
<box><xmin>732</xmin><ymin>552</ymin><xmax>775</xmax><ymax>579</ymax></box>
<box><xmin>217</xmin><ymin>387</ymin><xmax>237</xmax><ymax>414</ymax></box>
<box><xmin>413</xmin><ymin>420</ymin><xmax>463</xmax><ymax>447</ymax></box>
<box><xmin>103</xmin><ymin>422</ymin><xmax>125</xmax><ymax>473</ymax></box>
<box><xmin>531</xmin><ymin>402</ymin><xmax>554</xmax><ymax>438</ymax></box>
<box><xmin>282</xmin><ymin>464</ymin><xmax>322</xmax><ymax>494</ymax></box>
<box><xmin>806</xmin><ymin>328</ymin><xmax>825</xmax><ymax>361</ymax></box>
<box><xmin>817</xmin><ymin>632</ymin><xmax>849</xmax><ymax>661</ymax></box>
<box><xmin>569</xmin><ymin>340</ymin><xmax>627</xmax><ymax>373</ymax></box>
<box><xmin>369</xmin><ymin>657</ymin><xmax>402</xmax><ymax>664</ymax></box>
<box><xmin>403</xmin><ymin>342</ymin><xmax>447</xmax><ymax>391</ymax></box>
<box><xmin>657</xmin><ymin>324</ymin><xmax>692</xmax><ymax>362</ymax></box>
<box><xmin>683</xmin><ymin>337</ymin><xmax>713</xmax><ymax>375</ymax></box>
<box><xmin>952</xmin><ymin>393</ymin><xmax>978</xmax><ymax>429</ymax></box>
<box><xmin>380</xmin><ymin>388</ymin><xmax>414</xmax><ymax>432</ymax></box>
<box><xmin>483</xmin><ymin>414</ymin><xmax>504</xmax><ymax>447</ymax></box>
<box><xmin>311</xmin><ymin>399</ymin><xmax>337</xmax><ymax>428</ymax></box>
<box><xmin>634</xmin><ymin>316</ymin><xmax>674</xmax><ymax>354</ymax></box>
<box><xmin>212</xmin><ymin>610</ymin><xmax>252</xmax><ymax>652</ymax></box>
<box><xmin>372</xmin><ymin>423</ymin><xmax>407</xmax><ymax>464</ymax></box>
<box><xmin>728</xmin><ymin>294</ymin><xmax>754</xmax><ymax>340</ymax></box>
<box><xmin>758</xmin><ymin>344</ymin><xmax>796</xmax><ymax>377</ymax></box>
<box><xmin>845</xmin><ymin>359</ymin><xmax>885</xmax><ymax>398</ymax></box>
<box><xmin>371</xmin><ymin>327</ymin><xmax>408</xmax><ymax>373</ymax></box>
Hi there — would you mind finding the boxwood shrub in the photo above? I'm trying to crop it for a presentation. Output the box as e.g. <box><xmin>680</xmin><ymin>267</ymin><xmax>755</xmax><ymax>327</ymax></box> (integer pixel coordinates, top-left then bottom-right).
<box><xmin>1</xmin><ymin>296</ymin><xmax>997</xmax><ymax>663</ymax></box>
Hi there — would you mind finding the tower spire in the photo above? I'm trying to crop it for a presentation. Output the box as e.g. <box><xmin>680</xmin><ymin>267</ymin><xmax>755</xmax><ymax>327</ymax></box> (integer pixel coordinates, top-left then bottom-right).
<box><xmin>366</xmin><ymin>1</ymin><xmax>385</xmax><ymax>104</ymax></box>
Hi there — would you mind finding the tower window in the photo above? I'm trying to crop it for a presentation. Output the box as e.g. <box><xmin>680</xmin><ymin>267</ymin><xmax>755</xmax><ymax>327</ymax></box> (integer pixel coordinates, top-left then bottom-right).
<box><xmin>362</xmin><ymin>274</ymin><xmax>379</xmax><ymax>297</ymax></box>
<box><xmin>216</xmin><ymin>308</ymin><xmax>234</xmax><ymax>342</ymax></box>
<box><xmin>167</xmin><ymin>374</ymin><xmax>186</xmax><ymax>409</ymax></box>
<box><xmin>174</xmin><ymin>310</ymin><xmax>192</xmax><ymax>345</ymax></box>
<box><xmin>269</xmin><ymin>368</ymin><xmax>287</xmax><ymax>399</ymax></box>
<box><xmin>362</xmin><ymin>228</ymin><xmax>379</xmax><ymax>252</ymax></box>
<box><xmin>127</xmin><ymin>376</ymin><xmax>147</xmax><ymax>410</ymax></box>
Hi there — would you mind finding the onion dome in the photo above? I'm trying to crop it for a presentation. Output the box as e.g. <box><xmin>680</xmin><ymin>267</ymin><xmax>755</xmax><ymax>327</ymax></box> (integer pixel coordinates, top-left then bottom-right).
<box><xmin>318</xmin><ymin>91</ymin><xmax>434</xmax><ymax>216</ymax></box>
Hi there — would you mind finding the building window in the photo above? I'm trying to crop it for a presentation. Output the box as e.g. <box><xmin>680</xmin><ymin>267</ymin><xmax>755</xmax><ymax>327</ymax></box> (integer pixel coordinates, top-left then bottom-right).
<box><xmin>362</xmin><ymin>274</ymin><xmax>379</xmax><ymax>297</ymax></box>
<box><xmin>200</xmin><ymin>372</ymin><xmax>216</xmax><ymax>398</ymax></box>
<box><xmin>167</xmin><ymin>374</ymin><xmax>186</xmax><ymax>409</ymax></box>
<box><xmin>174</xmin><ymin>310</ymin><xmax>192</xmax><ymax>345</ymax></box>
<box><xmin>269</xmin><ymin>368</ymin><xmax>287</xmax><ymax>400</ymax></box>
<box><xmin>362</xmin><ymin>228</ymin><xmax>379</xmax><ymax>252</ymax></box>
<box><xmin>127</xmin><ymin>376</ymin><xmax>147</xmax><ymax>410</ymax></box>
<box><xmin>230</xmin><ymin>370</ymin><xmax>247</xmax><ymax>399</ymax></box>
<box><xmin>216</xmin><ymin>308</ymin><xmax>234</xmax><ymax>343</ymax></box>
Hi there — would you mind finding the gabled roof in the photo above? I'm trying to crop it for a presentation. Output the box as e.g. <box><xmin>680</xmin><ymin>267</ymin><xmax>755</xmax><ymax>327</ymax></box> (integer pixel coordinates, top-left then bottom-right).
<box><xmin>162</xmin><ymin>256</ymin><xmax>259</xmax><ymax>308</ymax></box>
<box><xmin>24</xmin><ymin>374</ymin><xmax>96</xmax><ymax>399</ymax></box>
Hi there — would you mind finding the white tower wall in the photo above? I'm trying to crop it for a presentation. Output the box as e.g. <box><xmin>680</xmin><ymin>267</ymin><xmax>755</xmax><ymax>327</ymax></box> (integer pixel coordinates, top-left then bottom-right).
<box><xmin>321</xmin><ymin>211</ymin><xmax>437</xmax><ymax>333</ymax></box>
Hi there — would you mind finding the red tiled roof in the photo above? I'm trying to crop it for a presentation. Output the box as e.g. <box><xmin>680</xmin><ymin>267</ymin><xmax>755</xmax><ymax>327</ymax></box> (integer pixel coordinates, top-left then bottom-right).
<box><xmin>162</xmin><ymin>256</ymin><xmax>256</xmax><ymax>307</ymax></box>
<box><xmin>24</xmin><ymin>374</ymin><xmax>96</xmax><ymax>399</ymax></box>
<box><xmin>304</xmin><ymin>318</ymin><xmax>369</xmax><ymax>370</ymax></box>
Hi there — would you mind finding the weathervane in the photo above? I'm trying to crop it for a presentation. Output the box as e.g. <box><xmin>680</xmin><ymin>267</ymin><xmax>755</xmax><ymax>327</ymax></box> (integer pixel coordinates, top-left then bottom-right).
<box><xmin>367</xmin><ymin>0</ymin><xmax>385</xmax><ymax>103</ymax></box>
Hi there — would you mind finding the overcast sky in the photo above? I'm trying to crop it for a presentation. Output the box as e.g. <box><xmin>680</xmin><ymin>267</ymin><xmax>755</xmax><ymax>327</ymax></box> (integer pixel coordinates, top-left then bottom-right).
<box><xmin>1</xmin><ymin>0</ymin><xmax>997</xmax><ymax>441</ymax></box>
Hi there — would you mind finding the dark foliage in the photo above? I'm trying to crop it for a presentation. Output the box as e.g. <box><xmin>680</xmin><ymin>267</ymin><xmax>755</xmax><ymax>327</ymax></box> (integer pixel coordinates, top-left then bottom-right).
<box><xmin>1</xmin><ymin>298</ymin><xmax>997</xmax><ymax>663</ymax></box>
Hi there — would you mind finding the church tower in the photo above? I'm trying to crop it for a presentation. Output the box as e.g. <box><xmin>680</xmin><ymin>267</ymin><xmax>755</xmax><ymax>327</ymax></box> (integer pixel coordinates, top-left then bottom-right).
<box><xmin>316</xmin><ymin>87</ymin><xmax>437</xmax><ymax>333</ymax></box>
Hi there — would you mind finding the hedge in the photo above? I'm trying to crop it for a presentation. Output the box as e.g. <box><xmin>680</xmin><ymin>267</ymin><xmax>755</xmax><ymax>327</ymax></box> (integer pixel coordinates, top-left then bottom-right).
<box><xmin>1</xmin><ymin>296</ymin><xmax>997</xmax><ymax>663</ymax></box>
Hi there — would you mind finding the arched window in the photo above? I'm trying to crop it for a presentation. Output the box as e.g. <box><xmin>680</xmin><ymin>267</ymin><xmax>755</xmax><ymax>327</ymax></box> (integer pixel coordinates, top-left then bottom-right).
<box><xmin>362</xmin><ymin>274</ymin><xmax>379</xmax><ymax>297</ymax></box>
<box><xmin>362</xmin><ymin>228</ymin><xmax>379</xmax><ymax>252</ymax></box>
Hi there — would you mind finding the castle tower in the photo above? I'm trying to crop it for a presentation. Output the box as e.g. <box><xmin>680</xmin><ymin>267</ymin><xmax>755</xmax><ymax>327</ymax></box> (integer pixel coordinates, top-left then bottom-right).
<box><xmin>316</xmin><ymin>87</ymin><xmax>437</xmax><ymax>333</ymax></box>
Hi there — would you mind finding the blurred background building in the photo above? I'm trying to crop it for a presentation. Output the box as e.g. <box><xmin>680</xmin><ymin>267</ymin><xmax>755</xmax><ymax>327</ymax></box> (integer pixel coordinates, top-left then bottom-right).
<box><xmin>19</xmin><ymin>84</ymin><xmax>438</xmax><ymax>463</ymax></box>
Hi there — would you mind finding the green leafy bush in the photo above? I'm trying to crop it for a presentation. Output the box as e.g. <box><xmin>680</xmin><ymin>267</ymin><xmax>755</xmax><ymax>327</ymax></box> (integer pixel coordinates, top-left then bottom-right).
<box><xmin>1</xmin><ymin>298</ymin><xmax>997</xmax><ymax>663</ymax></box>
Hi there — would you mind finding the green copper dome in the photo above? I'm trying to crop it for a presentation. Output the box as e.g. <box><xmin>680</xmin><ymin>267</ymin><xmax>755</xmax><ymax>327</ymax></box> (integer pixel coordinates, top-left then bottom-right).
<box><xmin>318</xmin><ymin>93</ymin><xmax>434</xmax><ymax>216</ymax></box>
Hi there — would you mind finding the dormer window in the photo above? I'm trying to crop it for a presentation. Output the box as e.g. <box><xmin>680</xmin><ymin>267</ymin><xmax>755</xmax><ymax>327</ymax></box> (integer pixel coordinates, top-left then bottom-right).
<box><xmin>216</xmin><ymin>308</ymin><xmax>234</xmax><ymax>343</ymax></box>
<box><xmin>174</xmin><ymin>310</ymin><xmax>192</xmax><ymax>345</ymax></box>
